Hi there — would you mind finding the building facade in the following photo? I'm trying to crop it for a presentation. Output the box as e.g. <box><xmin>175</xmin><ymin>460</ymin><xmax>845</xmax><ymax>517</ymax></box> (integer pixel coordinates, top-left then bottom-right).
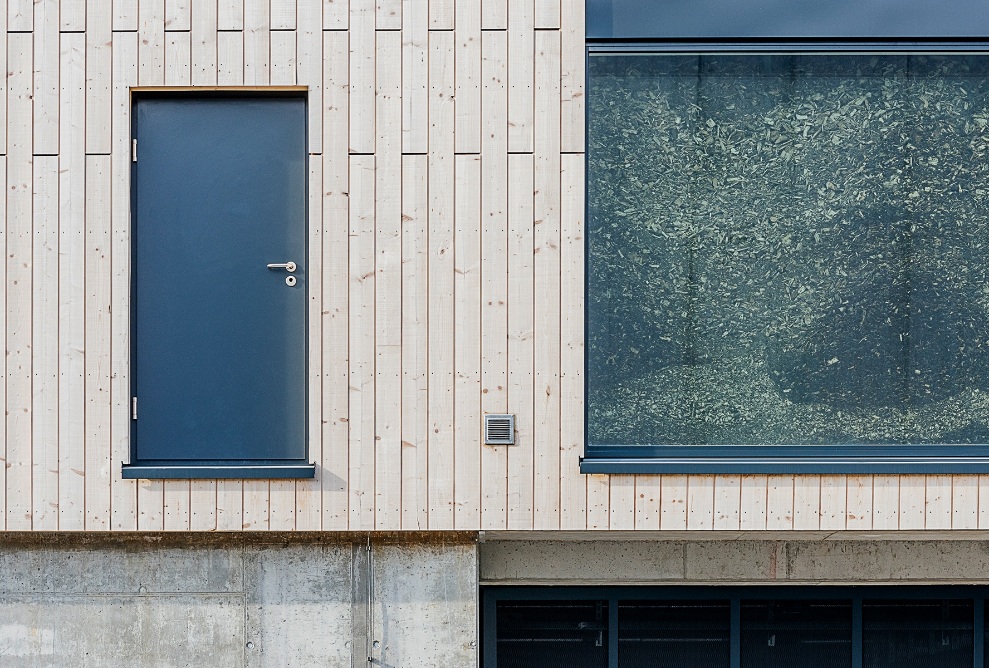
<box><xmin>3</xmin><ymin>0</ymin><xmax>989</xmax><ymax>665</ymax></box>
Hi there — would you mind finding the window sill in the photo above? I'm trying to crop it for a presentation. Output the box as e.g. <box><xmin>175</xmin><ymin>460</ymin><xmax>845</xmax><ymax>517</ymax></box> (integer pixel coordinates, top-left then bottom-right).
<box><xmin>121</xmin><ymin>462</ymin><xmax>316</xmax><ymax>479</ymax></box>
<box><xmin>580</xmin><ymin>446</ymin><xmax>989</xmax><ymax>474</ymax></box>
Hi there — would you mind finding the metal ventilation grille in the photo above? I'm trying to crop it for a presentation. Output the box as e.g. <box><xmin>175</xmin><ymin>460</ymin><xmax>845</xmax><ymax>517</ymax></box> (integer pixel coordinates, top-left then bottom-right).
<box><xmin>484</xmin><ymin>414</ymin><xmax>516</xmax><ymax>445</ymax></box>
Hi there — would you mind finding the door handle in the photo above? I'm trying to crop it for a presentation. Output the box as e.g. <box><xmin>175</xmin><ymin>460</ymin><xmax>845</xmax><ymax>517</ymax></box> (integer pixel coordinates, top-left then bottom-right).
<box><xmin>266</xmin><ymin>261</ymin><xmax>297</xmax><ymax>272</ymax></box>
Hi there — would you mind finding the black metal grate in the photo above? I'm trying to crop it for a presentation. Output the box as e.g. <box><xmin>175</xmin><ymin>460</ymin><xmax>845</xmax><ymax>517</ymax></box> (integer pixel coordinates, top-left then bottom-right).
<box><xmin>741</xmin><ymin>600</ymin><xmax>852</xmax><ymax>668</ymax></box>
<box><xmin>496</xmin><ymin>600</ymin><xmax>608</xmax><ymax>668</ymax></box>
<box><xmin>619</xmin><ymin>600</ymin><xmax>731</xmax><ymax>667</ymax></box>
<box><xmin>863</xmin><ymin>599</ymin><xmax>974</xmax><ymax>668</ymax></box>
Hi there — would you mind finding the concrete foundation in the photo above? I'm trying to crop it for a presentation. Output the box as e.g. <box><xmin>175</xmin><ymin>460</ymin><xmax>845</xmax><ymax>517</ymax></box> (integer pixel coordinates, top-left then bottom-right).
<box><xmin>479</xmin><ymin>537</ymin><xmax>989</xmax><ymax>586</ymax></box>
<box><xmin>7</xmin><ymin>532</ymin><xmax>989</xmax><ymax>665</ymax></box>
<box><xmin>0</xmin><ymin>533</ymin><xmax>477</xmax><ymax>668</ymax></box>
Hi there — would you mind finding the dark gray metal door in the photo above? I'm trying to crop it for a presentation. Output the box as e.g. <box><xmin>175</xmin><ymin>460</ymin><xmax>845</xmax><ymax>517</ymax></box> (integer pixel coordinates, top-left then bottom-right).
<box><xmin>127</xmin><ymin>94</ymin><xmax>311</xmax><ymax>478</ymax></box>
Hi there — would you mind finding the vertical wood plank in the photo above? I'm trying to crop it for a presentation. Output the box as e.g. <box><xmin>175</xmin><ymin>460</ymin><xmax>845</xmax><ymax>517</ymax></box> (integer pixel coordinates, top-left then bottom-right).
<box><xmin>0</xmin><ymin>13</ymin><xmax>6</xmax><ymax>154</ymax></box>
<box><xmin>0</xmin><ymin>162</ymin><xmax>6</xmax><ymax>526</ymax></box>
<box><xmin>31</xmin><ymin>158</ymin><xmax>59</xmax><ymax>531</ymax></box>
<box><xmin>713</xmin><ymin>475</ymin><xmax>741</xmax><ymax>530</ymax></box>
<box><xmin>925</xmin><ymin>474</ymin><xmax>952</xmax><ymax>530</ymax></box>
<box><xmin>242</xmin><ymin>480</ymin><xmax>270</xmax><ymax>530</ymax></box>
<box><xmin>375</xmin><ymin>31</ymin><xmax>403</xmax><ymax>530</ymax></box>
<box><xmin>559</xmin><ymin>153</ymin><xmax>586</xmax><ymax>530</ymax></box>
<box><xmin>401</xmin><ymin>154</ymin><xmax>429</xmax><ymax>530</ymax></box>
<box><xmin>85</xmin><ymin>155</ymin><xmax>112</xmax><ymax>530</ymax></box>
<box><xmin>139</xmin><ymin>0</ymin><xmax>166</xmax><ymax>86</ymax></box>
<box><xmin>480</xmin><ymin>31</ymin><xmax>509</xmax><ymax>530</ymax></box>
<box><xmin>89</xmin><ymin>0</ymin><xmax>114</xmax><ymax>153</ymax></box>
<box><xmin>271</xmin><ymin>0</ymin><xmax>297</xmax><ymax>29</ymax></box>
<box><xmin>350</xmin><ymin>0</ymin><xmax>375</xmax><ymax>153</ymax></box>
<box><xmin>739</xmin><ymin>475</ymin><xmax>767</xmax><ymax>530</ymax></box>
<box><xmin>165</xmin><ymin>31</ymin><xmax>192</xmax><ymax>84</ymax></box>
<box><xmin>482</xmin><ymin>0</ymin><xmax>506</xmax><ymax>30</ymax></box>
<box><xmin>296</xmin><ymin>157</ymin><xmax>324</xmax><ymax>531</ymax></box>
<box><xmin>298</xmin><ymin>0</ymin><xmax>323</xmax><ymax>153</ymax></box>
<box><xmin>270</xmin><ymin>29</ymin><xmax>297</xmax><ymax>85</ymax></box>
<box><xmin>163</xmin><ymin>486</ymin><xmax>191</xmax><ymax>530</ymax></box>
<box><xmin>402</xmin><ymin>0</ymin><xmax>428</xmax><ymax>154</ymax></box>
<box><xmin>846</xmin><ymin>474</ymin><xmax>873</xmax><ymax>530</ymax></box>
<box><xmin>217</xmin><ymin>30</ymin><xmax>245</xmax><ymax>85</ymax></box>
<box><xmin>660</xmin><ymin>475</ymin><xmax>687</xmax><ymax>530</ymax></box>
<box><xmin>63</xmin><ymin>0</ymin><xmax>87</xmax><ymax>31</ymax></box>
<box><xmin>269</xmin><ymin>479</ymin><xmax>296</xmax><ymax>530</ymax></box>
<box><xmin>426</xmin><ymin>31</ymin><xmax>456</xmax><ymax>529</ymax></box>
<box><xmin>6</xmin><ymin>34</ymin><xmax>33</xmax><ymax>531</ymax></box>
<box><xmin>429</xmin><ymin>0</ymin><xmax>453</xmax><ymax>30</ymax></box>
<box><xmin>454</xmin><ymin>0</ymin><xmax>481</xmax><ymax>154</ymax></box>
<box><xmin>609</xmin><ymin>475</ymin><xmax>635</xmax><ymax>531</ymax></box>
<box><xmin>191</xmin><ymin>0</ymin><xmax>219</xmax><ymax>85</ymax></box>
<box><xmin>507</xmin><ymin>0</ymin><xmax>533</xmax><ymax>153</ymax></box>
<box><xmin>190</xmin><ymin>483</ymin><xmax>217</xmax><ymax>531</ymax></box>
<box><xmin>898</xmin><ymin>475</ymin><xmax>925</xmax><ymax>530</ymax></box>
<box><xmin>687</xmin><ymin>475</ymin><xmax>715</xmax><ymax>530</ymax></box>
<box><xmin>58</xmin><ymin>34</ymin><xmax>86</xmax><ymax>531</ymax></box>
<box><xmin>110</xmin><ymin>32</ymin><xmax>139</xmax><ymax>531</ymax></box>
<box><xmin>454</xmin><ymin>154</ymin><xmax>482</xmax><ymax>529</ymax></box>
<box><xmin>324</xmin><ymin>0</ymin><xmax>349</xmax><ymax>29</ymax></box>
<box><xmin>560</xmin><ymin>0</ymin><xmax>584</xmax><ymax>152</ymax></box>
<box><xmin>586</xmin><ymin>474</ymin><xmax>609</xmax><ymax>529</ymax></box>
<box><xmin>377</xmin><ymin>0</ymin><xmax>401</xmax><ymax>29</ymax></box>
<box><xmin>634</xmin><ymin>476</ymin><xmax>660</xmax><ymax>530</ymax></box>
<box><xmin>165</xmin><ymin>0</ymin><xmax>192</xmax><ymax>30</ymax></box>
<box><xmin>507</xmin><ymin>153</ymin><xmax>535</xmax><ymax>530</ymax></box>
<box><xmin>535</xmin><ymin>0</ymin><xmax>560</xmax><ymax>29</ymax></box>
<box><xmin>216</xmin><ymin>480</ymin><xmax>244</xmax><ymax>530</ymax></box>
<box><xmin>34</xmin><ymin>0</ymin><xmax>59</xmax><ymax>156</ymax></box>
<box><xmin>979</xmin><ymin>475</ymin><xmax>989</xmax><ymax>529</ymax></box>
<box><xmin>532</xmin><ymin>30</ymin><xmax>561</xmax><ymax>530</ymax></box>
<box><xmin>8</xmin><ymin>0</ymin><xmax>32</xmax><ymax>31</ymax></box>
<box><xmin>819</xmin><ymin>475</ymin><xmax>847</xmax><ymax>531</ymax></box>
<box><xmin>765</xmin><ymin>475</ymin><xmax>794</xmax><ymax>530</ymax></box>
<box><xmin>952</xmin><ymin>475</ymin><xmax>979</xmax><ymax>530</ymax></box>
<box><xmin>349</xmin><ymin>154</ymin><xmax>376</xmax><ymax>530</ymax></box>
<box><xmin>322</xmin><ymin>30</ymin><xmax>350</xmax><ymax>530</ymax></box>
<box><xmin>138</xmin><ymin>480</ymin><xmax>165</xmax><ymax>530</ymax></box>
<box><xmin>793</xmin><ymin>476</ymin><xmax>821</xmax><ymax>531</ymax></box>
<box><xmin>873</xmin><ymin>477</ymin><xmax>897</xmax><ymax>531</ymax></box>
<box><xmin>113</xmin><ymin>0</ymin><xmax>138</xmax><ymax>30</ymax></box>
<box><xmin>244</xmin><ymin>0</ymin><xmax>271</xmax><ymax>85</ymax></box>
<box><xmin>218</xmin><ymin>0</ymin><xmax>245</xmax><ymax>29</ymax></box>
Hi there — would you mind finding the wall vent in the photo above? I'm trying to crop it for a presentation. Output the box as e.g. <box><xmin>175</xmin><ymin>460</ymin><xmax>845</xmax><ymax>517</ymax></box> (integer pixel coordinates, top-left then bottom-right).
<box><xmin>484</xmin><ymin>414</ymin><xmax>516</xmax><ymax>445</ymax></box>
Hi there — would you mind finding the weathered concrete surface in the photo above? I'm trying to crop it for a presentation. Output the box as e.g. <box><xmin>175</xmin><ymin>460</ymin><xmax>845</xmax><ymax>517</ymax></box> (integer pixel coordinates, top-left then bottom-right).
<box><xmin>0</xmin><ymin>594</ymin><xmax>244</xmax><ymax>668</ymax></box>
<box><xmin>374</xmin><ymin>542</ymin><xmax>478</xmax><ymax>668</ymax></box>
<box><xmin>481</xmin><ymin>539</ymin><xmax>989</xmax><ymax>585</ymax></box>
<box><xmin>0</xmin><ymin>533</ymin><xmax>478</xmax><ymax>667</ymax></box>
<box><xmin>244</xmin><ymin>542</ymin><xmax>354</xmax><ymax>668</ymax></box>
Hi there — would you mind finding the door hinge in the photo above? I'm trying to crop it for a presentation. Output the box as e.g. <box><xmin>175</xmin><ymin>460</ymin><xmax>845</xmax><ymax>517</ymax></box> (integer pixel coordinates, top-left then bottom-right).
<box><xmin>132</xmin><ymin>139</ymin><xmax>137</xmax><ymax>163</ymax></box>
<box><xmin>131</xmin><ymin>397</ymin><xmax>137</xmax><ymax>420</ymax></box>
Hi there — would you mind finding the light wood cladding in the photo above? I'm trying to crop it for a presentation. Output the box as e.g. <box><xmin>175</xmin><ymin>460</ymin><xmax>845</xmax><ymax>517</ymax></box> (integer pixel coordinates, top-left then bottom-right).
<box><xmin>4</xmin><ymin>0</ymin><xmax>979</xmax><ymax>534</ymax></box>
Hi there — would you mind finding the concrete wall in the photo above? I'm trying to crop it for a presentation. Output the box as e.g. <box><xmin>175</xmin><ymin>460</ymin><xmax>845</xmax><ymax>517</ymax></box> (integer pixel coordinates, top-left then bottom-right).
<box><xmin>480</xmin><ymin>537</ymin><xmax>989</xmax><ymax>586</ymax></box>
<box><xmin>0</xmin><ymin>534</ymin><xmax>477</xmax><ymax>668</ymax></box>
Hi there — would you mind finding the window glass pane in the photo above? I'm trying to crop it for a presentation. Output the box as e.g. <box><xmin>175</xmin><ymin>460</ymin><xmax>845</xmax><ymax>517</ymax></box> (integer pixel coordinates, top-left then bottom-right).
<box><xmin>863</xmin><ymin>599</ymin><xmax>973</xmax><ymax>668</ymax></box>
<box><xmin>741</xmin><ymin>600</ymin><xmax>852</xmax><ymax>668</ymax></box>
<box><xmin>588</xmin><ymin>54</ymin><xmax>989</xmax><ymax>446</ymax></box>
<box><xmin>496</xmin><ymin>600</ymin><xmax>608</xmax><ymax>668</ymax></box>
<box><xmin>618</xmin><ymin>600</ymin><xmax>730</xmax><ymax>667</ymax></box>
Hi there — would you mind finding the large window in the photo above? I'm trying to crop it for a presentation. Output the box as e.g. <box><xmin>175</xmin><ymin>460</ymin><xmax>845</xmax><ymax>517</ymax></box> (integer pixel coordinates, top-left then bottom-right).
<box><xmin>584</xmin><ymin>51</ymin><xmax>989</xmax><ymax>472</ymax></box>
